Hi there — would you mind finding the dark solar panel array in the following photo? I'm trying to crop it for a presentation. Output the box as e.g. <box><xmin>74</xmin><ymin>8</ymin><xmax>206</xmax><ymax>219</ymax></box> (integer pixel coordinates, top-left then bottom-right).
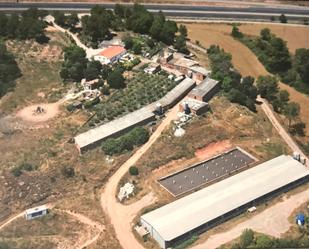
<box><xmin>158</xmin><ymin>148</ymin><xmax>255</xmax><ymax>196</ymax></box>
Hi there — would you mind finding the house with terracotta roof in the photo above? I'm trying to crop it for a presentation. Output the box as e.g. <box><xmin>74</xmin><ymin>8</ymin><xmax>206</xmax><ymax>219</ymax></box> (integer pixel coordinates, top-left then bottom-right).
<box><xmin>94</xmin><ymin>45</ymin><xmax>126</xmax><ymax>65</ymax></box>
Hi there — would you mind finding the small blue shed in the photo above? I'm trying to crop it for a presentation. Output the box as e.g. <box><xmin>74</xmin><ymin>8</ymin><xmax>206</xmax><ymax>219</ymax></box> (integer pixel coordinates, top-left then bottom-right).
<box><xmin>296</xmin><ymin>213</ymin><xmax>305</xmax><ymax>226</ymax></box>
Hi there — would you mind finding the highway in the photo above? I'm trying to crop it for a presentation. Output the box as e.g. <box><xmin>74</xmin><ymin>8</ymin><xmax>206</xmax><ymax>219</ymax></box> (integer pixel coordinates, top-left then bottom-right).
<box><xmin>1</xmin><ymin>2</ymin><xmax>309</xmax><ymax>21</ymax></box>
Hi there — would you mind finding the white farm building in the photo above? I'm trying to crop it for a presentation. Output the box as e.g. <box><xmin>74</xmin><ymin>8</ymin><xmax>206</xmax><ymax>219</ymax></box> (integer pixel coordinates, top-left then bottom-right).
<box><xmin>93</xmin><ymin>46</ymin><xmax>126</xmax><ymax>65</ymax></box>
<box><xmin>140</xmin><ymin>155</ymin><xmax>309</xmax><ymax>248</ymax></box>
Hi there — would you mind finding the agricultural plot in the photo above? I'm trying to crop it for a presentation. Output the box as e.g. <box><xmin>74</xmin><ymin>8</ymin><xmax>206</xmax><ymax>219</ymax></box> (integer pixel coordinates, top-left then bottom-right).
<box><xmin>93</xmin><ymin>73</ymin><xmax>177</xmax><ymax>123</ymax></box>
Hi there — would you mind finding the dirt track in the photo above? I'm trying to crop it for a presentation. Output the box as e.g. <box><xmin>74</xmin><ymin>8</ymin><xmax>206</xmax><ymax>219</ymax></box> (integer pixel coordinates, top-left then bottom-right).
<box><xmin>101</xmin><ymin>105</ymin><xmax>180</xmax><ymax>249</ymax></box>
<box><xmin>0</xmin><ymin>204</ymin><xmax>104</xmax><ymax>249</ymax></box>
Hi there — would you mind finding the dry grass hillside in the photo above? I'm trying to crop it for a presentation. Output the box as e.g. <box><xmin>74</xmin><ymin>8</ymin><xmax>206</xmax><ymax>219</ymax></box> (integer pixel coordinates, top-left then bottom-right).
<box><xmin>0</xmin><ymin>29</ymin><xmax>127</xmax><ymax>249</ymax></box>
<box><xmin>184</xmin><ymin>22</ymin><xmax>309</xmax><ymax>140</ymax></box>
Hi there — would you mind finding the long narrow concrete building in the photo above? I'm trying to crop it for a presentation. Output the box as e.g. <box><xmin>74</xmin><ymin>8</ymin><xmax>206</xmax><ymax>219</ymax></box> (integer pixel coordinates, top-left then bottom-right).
<box><xmin>140</xmin><ymin>155</ymin><xmax>309</xmax><ymax>248</ymax></box>
<box><xmin>75</xmin><ymin>104</ymin><xmax>156</xmax><ymax>153</ymax></box>
<box><xmin>74</xmin><ymin>77</ymin><xmax>196</xmax><ymax>153</ymax></box>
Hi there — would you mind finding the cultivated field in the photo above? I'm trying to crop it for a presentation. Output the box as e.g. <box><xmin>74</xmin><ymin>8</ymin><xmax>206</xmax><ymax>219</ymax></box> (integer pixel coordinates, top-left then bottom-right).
<box><xmin>184</xmin><ymin>22</ymin><xmax>309</xmax><ymax>141</ymax></box>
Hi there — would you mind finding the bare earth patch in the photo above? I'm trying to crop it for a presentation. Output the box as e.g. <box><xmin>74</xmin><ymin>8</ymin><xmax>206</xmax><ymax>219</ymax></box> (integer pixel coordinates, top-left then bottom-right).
<box><xmin>195</xmin><ymin>139</ymin><xmax>232</xmax><ymax>160</ymax></box>
<box><xmin>16</xmin><ymin>103</ymin><xmax>60</xmax><ymax>123</ymax></box>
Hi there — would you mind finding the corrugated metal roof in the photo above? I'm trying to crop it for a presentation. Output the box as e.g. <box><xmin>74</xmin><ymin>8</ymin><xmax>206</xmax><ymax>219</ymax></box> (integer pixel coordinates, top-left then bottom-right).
<box><xmin>159</xmin><ymin>77</ymin><xmax>196</xmax><ymax>107</ymax></box>
<box><xmin>141</xmin><ymin>155</ymin><xmax>309</xmax><ymax>241</ymax></box>
<box><xmin>75</xmin><ymin>78</ymin><xmax>196</xmax><ymax>150</ymax></box>
<box><xmin>75</xmin><ymin>104</ymin><xmax>156</xmax><ymax>149</ymax></box>
<box><xmin>189</xmin><ymin>78</ymin><xmax>219</xmax><ymax>98</ymax></box>
<box><xmin>181</xmin><ymin>98</ymin><xmax>208</xmax><ymax>112</ymax></box>
<box><xmin>190</xmin><ymin>66</ymin><xmax>211</xmax><ymax>76</ymax></box>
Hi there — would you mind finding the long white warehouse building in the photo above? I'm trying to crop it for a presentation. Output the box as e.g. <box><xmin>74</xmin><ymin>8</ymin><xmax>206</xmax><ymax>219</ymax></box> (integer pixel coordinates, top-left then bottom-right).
<box><xmin>140</xmin><ymin>155</ymin><xmax>309</xmax><ymax>248</ymax></box>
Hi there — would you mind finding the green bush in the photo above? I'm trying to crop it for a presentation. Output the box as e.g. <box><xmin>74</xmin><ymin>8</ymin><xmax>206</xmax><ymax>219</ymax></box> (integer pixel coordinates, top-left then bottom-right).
<box><xmin>66</xmin><ymin>104</ymin><xmax>75</xmax><ymax>112</ymax></box>
<box><xmin>10</xmin><ymin>162</ymin><xmax>37</xmax><ymax>177</ymax></box>
<box><xmin>102</xmin><ymin>127</ymin><xmax>149</xmax><ymax>155</ymax></box>
<box><xmin>61</xmin><ymin>166</ymin><xmax>75</xmax><ymax>178</ymax></box>
<box><xmin>129</xmin><ymin>166</ymin><xmax>139</xmax><ymax>176</ymax></box>
<box><xmin>84</xmin><ymin>97</ymin><xmax>100</xmax><ymax>109</ymax></box>
<box><xmin>239</xmin><ymin>229</ymin><xmax>254</xmax><ymax>248</ymax></box>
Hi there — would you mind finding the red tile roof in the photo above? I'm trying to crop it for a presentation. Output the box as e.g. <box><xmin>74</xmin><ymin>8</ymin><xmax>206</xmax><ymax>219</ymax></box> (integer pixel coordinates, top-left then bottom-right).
<box><xmin>98</xmin><ymin>46</ymin><xmax>126</xmax><ymax>59</ymax></box>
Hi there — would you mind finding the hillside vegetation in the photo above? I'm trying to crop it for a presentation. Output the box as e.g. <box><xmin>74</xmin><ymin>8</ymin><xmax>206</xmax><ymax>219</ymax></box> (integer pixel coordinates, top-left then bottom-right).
<box><xmin>233</xmin><ymin>27</ymin><xmax>309</xmax><ymax>94</ymax></box>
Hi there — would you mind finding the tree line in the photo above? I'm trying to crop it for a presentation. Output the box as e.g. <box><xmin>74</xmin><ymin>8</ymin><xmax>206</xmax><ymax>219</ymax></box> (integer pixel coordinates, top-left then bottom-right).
<box><xmin>0</xmin><ymin>8</ymin><xmax>48</xmax><ymax>43</ymax></box>
<box><xmin>232</xmin><ymin>26</ymin><xmax>309</xmax><ymax>94</ymax></box>
<box><xmin>256</xmin><ymin>75</ymin><xmax>304</xmax><ymax>135</ymax></box>
<box><xmin>78</xmin><ymin>4</ymin><xmax>188</xmax><ymax>53</ymax></box>
<box><xmin>53</xmin><ymin>11</ymin><xmax>79</xmax><ymax>31</ymax></box>
<box><xmin>207</xmin><ymin>45</ymin><xmax>258</xmax><ymax>112</ymax></box>
<box><xmin>229</xmin><ymin>228</ymin><xmax>309</xmax><ymax>249</ymax></box>
<box><xmin>0</xmin><ymin>42</ymin><xmax>21</xmax><ymax>98</ymax></box>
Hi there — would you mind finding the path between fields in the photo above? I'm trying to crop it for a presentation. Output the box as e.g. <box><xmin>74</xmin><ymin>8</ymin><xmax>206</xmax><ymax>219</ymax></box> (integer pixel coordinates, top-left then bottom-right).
<box><xmin>191</xmin><ymin>187</ymin><xmax>309</xmax><ymax>249</ymax></box>
<box><xmin>0</xmin><ymin>203</ymin><xmax>104</xmax><ymax>249</ymax></box>
<box><xmin>101</xmin><ymin>105</ymin><xmax>180</xmax><ymax>249</ymax></box>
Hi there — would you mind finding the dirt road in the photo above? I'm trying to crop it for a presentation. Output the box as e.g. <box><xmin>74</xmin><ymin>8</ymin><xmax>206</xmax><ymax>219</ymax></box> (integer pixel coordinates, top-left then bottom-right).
<box><xmin>191</xmin><ymin>186</ymin><xmax>309</xmax><ymax>249</ymax></box>
<box><xmin>258</xmin><ymin>96</ymin><xmax>308</xmax><ymax>165</ymax></box>
<box><xmin>56</xmin><ymin>209</ymin><xmax>105</xmax><ymax>249</ymax></box>
<box><xmin>45</xmin><ymin>15</ymin><xmax>101</xmax><ymax>59</ymax></box>
<box><xmin>101</xmin><ymin>105</ymin><xmax>180</xmax><ymax>249</ymax></box>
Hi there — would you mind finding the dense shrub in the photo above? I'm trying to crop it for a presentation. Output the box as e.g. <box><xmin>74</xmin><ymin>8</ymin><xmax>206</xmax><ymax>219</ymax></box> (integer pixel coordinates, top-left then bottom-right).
<box><xmin>0</xmin><ymin>8</ymin><xmax>48</xmax><ymax>42</ymax></box>
<box><xmin>11</xmin><ymin>162</ymin><xmax>37</xmax><ymax>177</ymax></box>
<box><xmin>0</xmin><ymin>42</ymin><xmax>21</xmax><ymax>97</ymax></box>
<box><xmin>235</xmin><ymin>28</ymin><xmax>291</xmax><ymax>74</ymax></box>
<box><xmin>129</xmin><ymin>166</ymin><xmax>139</xmax><ymax>176</ymax></box>
<box><xmin>61</xmin><ymin>166</ymin><xmax>75</xmax><ymax>178</ymax></box>
<box><xmin>102</xmin><ymin>127</ymin><xmax>149</xmax><ymax>155</ymax></box>
<box><xmin>207</xmin><ymin>45</ymin><xmax>257</xmax><ymax>111</ymax></box>
<box><xmin>66</xmin><ymin>104</ymin><xmax>75</xmax><ymax>112</ymax></box>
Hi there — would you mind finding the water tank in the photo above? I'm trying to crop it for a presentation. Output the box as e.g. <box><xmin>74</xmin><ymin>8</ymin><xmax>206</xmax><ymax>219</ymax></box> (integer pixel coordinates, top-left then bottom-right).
<box><xmin>184</xmin><ymin>101</ymin><xmax>190</xmax><ymax>114</ymax></box>
<box><xmin>293</xmin><ymin>151</ymin><xmax>301</xmax><ymax>161</ymax></box>
<box><xmin>155</xmin><ymin>103</ymin><xmax>163</xmax><ymax>115</ymax></box>
<box><xmin>296</xmin><ymin>214</ymin><xmax>305</xmax><ymax>226</ymax></box>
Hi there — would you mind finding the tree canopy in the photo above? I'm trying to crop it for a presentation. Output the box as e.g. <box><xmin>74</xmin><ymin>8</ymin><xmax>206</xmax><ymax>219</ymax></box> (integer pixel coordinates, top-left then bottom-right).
<box><xmin>207</xmin><ymin>45</ymin><xmax>257</xmax><ymax>111</ymax></box>
<box><xmin>0</xmin><ymin>8</ymin><xmax>48</xmax><ymax>43</ymax></box>
<box><xmin>60</xmin><ymin>45</ymin><xmax>87</xmax><ymax>82</ymax></box>
<box><xmin>0</xmin><ymin>42</ymin><xmax>21</xmax><ymax>97</ymax></box>
<box><xmin>107</xmin><ymin>69</ymin><xmax>125</xmax><ymax>89</ymax></box>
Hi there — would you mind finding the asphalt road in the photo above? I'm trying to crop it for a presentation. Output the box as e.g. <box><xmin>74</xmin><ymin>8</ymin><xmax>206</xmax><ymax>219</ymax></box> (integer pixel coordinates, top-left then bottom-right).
<box><xmin>1</xmin><ymin>2</ymin><xmax>309</xmax><ymax>21</ymax></box>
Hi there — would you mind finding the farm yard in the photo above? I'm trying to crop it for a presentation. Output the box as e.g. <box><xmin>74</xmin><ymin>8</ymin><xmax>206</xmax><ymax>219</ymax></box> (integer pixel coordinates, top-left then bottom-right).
<box><xmin>93</xmin><ymin>73</ymin><xmax>177</xmax><ymax>124</ymax></box>
<box><xmin>121</xmin><ymin>96</ymin><xmax>290</xmax><ymax>205</ymax></box>
<box><xmin>1</xmin><ymin>4</ymin><xmax>309</xmax><ymax>249</ymax></box>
